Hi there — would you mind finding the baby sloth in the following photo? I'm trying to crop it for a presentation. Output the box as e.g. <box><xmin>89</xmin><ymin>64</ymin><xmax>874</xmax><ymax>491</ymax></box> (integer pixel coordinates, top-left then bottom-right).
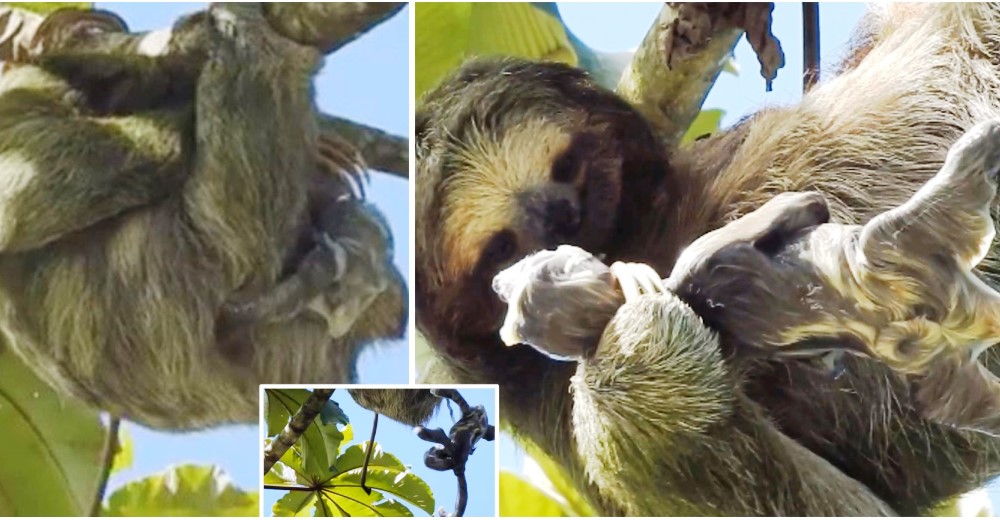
<box><xmin>494</xmin><ymin>119</ymin><xmax>1000</xmax><ymax>435</ymax></box>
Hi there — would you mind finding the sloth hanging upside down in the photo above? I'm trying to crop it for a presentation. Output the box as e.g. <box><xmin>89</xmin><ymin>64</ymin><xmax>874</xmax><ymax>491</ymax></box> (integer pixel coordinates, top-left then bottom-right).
<box><xmin>494</xmin><ymin>119</ymin><xmax>1000</xmax><ymax>436</ymax></box>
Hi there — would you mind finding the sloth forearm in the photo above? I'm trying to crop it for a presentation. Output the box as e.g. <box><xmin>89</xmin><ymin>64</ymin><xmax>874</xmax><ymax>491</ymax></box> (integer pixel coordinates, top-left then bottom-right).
<box><xmin>569</xmin><ymin>296</ymin><xmax>893</xmax><ymax>515</ymax></box>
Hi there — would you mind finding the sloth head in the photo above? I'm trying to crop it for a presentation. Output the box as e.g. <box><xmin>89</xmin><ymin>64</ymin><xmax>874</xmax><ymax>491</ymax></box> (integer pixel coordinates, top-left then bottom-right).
<box><xmin>415</xmin><ymin>57</ymin><xmax>671</xmax><ymax>354</ymax></box>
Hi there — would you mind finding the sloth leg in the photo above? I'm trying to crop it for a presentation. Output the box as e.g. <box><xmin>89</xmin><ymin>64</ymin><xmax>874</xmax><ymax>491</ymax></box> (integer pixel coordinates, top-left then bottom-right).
<box><xmin>222</xmin><ymin>199</ymin><xmax>393</xmax><ymax>338</ymax></box>
<box><xmin>0</xmin><ymin>71</ymin><xmax>188</xmax><ymax>252</ymax></box>
<box><xmin>572</xmin><ymin>291</ymin><xmax>894</xmax><ymax>515</ymax></box>
<box><xmin>859</xmin><ymin>119</ymin><xmax>1000</xmax><ymax>273</ymax></box>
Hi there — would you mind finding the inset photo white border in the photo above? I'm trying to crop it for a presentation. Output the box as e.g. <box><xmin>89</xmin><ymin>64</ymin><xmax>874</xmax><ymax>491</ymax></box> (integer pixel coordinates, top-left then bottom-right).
<box><xmin>259</xmin><ymin>384</ymin><xmax>499</xmax><ymax>517</ymax></box>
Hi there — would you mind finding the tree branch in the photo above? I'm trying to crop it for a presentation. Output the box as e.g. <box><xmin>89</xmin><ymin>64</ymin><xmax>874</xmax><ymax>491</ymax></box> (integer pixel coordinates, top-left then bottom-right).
<box><xmin>263</xmin><ymin>3</ymin><xmax>406</xmax><ymax>55</ymax></box>
<box><xmin>263</xmin><ymin>389</ymin><xmax>335</xmax><ymax>475</ymax></box>
<box><xmin>0</xmin><ymin>4</ymin><xmax>406</xmax><ymax>59</ymax></box>
<box><xmin>0</xmin><ymin>6</ymin><xmax>409</xmax><ymax>179</ymax></box>
<box><xmin>802</xmin><ymin>3</ymin><xmax>820</xmax><ymax>92</ymax></box>
<box><xmin>318</xmin><ymin>115</ymin><xmax>408</xmax><ymax>179</ymax></box>
<box><xmin>616</xmin><ymin>3</ymin><xmax>742</xmax><ymax>147</ymax></box>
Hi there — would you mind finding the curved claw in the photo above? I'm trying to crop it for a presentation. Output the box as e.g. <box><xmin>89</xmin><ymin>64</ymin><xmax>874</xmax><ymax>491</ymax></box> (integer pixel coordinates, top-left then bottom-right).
<box><xmin>317</xmin><ymin>133</ymin><xmax>368</xmax><ymax>200</ymax></box>
<box><xmin>609</xmin><ymin>261</ymin><xmax>666</xmax><ymax>302</ymax></box>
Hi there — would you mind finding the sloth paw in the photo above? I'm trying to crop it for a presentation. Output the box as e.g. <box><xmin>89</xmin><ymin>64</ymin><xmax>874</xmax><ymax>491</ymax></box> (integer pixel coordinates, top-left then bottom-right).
<box><xmin>307</xmin><ymin>230</ymin><xmax>391</xmax><ymax>338</ymax></box>
<box><xmin>609</xmin><ymin>261</ymin><xmax>666</xmax><ymax>302</ymax></box>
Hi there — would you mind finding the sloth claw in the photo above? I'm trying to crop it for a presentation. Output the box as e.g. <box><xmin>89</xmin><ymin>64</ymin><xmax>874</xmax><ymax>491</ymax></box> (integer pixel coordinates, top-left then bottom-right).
<box><xmin>317</xmin><ymin>134</ymin><xmax>368</xmax><ymax>200</ymax></box>
<box><xmin>610</xmin><ymin>262</ymin><xmax>666</xmax><ymax>302</ymax></box>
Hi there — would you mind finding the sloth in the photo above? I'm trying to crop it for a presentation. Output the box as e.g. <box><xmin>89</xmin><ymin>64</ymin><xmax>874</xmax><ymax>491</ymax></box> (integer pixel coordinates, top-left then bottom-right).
<box><xmin>350</xmin><ymin>388</ymin><xmax>442</xmax><ymax>427</ymax></box>
<box><xmin>494</xmin><ymin>119</ymin><xmax>1000</xmax><ymax>435</ymax></box>
<box><xmin>0</xmin><ymin>5</ymin><xmax>405</xmax><ymax>431</ymax></box>
<box><xmin>416</xmin><ymin>3</ymin><xmax>1000</xmax><ymax>516</ymax></box>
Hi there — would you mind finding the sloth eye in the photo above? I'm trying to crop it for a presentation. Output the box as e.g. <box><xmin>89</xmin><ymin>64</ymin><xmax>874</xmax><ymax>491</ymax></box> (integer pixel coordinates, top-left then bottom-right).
<box><xmin>481</xmin><ymin>229</ymin><xmax>518</xmax><ymax>266</ymax></box>
<box><xmin>551</xmin><ymin>148</ymin><xmax>580</xmax><ymax>183</ymax></box>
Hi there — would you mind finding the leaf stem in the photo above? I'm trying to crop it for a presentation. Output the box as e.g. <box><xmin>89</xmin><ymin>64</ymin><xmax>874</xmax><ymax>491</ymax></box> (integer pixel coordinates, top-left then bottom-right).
<box><xmin>89</xmin><ymin>415</ymin><xmax>121</xmax><ymax>517</ymax></box>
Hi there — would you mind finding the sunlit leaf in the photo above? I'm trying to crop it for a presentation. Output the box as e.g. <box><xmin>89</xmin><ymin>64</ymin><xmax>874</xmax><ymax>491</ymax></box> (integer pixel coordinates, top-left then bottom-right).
<box><xmin>680</xmin><ymin>108</ymin><xmax>725</xmax><ymax>145</ymax></box>
<box><xmin>415</xmin><ymin>3</ymin><xmax>577</xmax><ymax>101</ymax></box>
<box><xmin>522</xmin><ymin>443</ymin><xmax>596</xmax><ymax>516</ymax></box>
<box><xmin>0</xmin><ymin>347</ymin><xmax>106</xmax><ymax>516</ymax></box>
<box><xmin>111</xmin><ymin>424</ymin><xmax>133</xmax><ymax>475</ymax></box>
<box><xmin>329</xmin><ymin>443</ymin><xmax>435</xmax><ymax>515</ymax></box>
<box><xmin>273</xmin><ymin>489</ymin><xmax>316</xmax><ymax>517</ymax></box>
<box><xmin>4</xmin><ymin>3</ymin><xmax>89</xmax><ymax>15</ymax></box>
<box><xmin>104</xmin><ymin>465</ymin><xmax>258</xmax><ymax>517</ymax></box>
<box><xmin>320</xmin><ymin>486</ymin><xmax>414</xmax><ymax>517</ymax></box>
<box><xmin>499</xmin><ymin>471</ymin><xmax>569</xmax><ymax>517</ymax></box>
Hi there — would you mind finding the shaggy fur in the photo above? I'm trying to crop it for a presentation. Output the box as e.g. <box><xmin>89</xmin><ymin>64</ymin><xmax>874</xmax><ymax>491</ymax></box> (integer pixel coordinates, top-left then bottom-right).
<box><xmin>416</xmin><ymin>3</ymin><xmax>1000</xmax><ymax>515</ymax></box>
<box><xmin>0</xmin><ymin>5</ymin><xmax>405</xmax><ymax>430</ymax></box>
<box><xmin>350</xmin><ymin>389</ymin><xmax>442</xmax><ymax>427</ymax></box>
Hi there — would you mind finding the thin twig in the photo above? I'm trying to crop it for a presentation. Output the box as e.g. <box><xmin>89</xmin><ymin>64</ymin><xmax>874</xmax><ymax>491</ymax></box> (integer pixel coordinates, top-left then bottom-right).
<box><xmin>360</xmin><ymin>413</ymin><xmax>378</xmax><ymax>494</ymax></box>
<box><xmin>89</xmin><ymin>415</ymin><xmax>121</xmax><ymax>517</ymax></box>
<box><xmin>802</xmin><ymin>3</ymin><xmax>820</xmax><ymax>92</ymax></box>
<box><xmin>263</xmin><ymin>389</ymin><xmax>335</xmax><ymax>475</ymax></box>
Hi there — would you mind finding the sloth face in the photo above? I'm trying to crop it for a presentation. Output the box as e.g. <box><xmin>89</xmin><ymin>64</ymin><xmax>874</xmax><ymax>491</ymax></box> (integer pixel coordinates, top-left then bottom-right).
<box><xmin>416</xmin><ymin>58</ymin><xmax>665</xmax><ymax>343</ymax></box>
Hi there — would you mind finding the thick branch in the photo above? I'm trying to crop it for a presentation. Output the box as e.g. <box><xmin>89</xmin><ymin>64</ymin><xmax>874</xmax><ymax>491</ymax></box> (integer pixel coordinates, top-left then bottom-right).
<box><xmin>0</xmin><ymin>3</ymin><xmax>406</xmax><ymax>60</ymax></box>
<box><xmin>263</xmin><ymin>389</ymin><xmax>335</xmax><ymax>475</ymax></box>
<box><xmin>319</xmin><ymin>115</ymin><xmax>408</xmax><ymax>179</ymax></box>
<box><xmin>616</xmin><ymin>4</ymin><xmax>742</xmax><ymax>147</ymax></box>
<box><xmin>262</xmin><ymin>3</ymin><xmax>406</xmax><ymax>55</ymax></box>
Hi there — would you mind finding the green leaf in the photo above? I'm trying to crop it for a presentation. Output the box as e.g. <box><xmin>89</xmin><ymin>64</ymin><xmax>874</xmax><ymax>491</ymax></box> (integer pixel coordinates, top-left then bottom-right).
<box><xmin>0</xmin><ymin>347</ymin><xmax>106</xmax><ymax>516</ymax></box>
<box><xmin>104</xmin><ymin>465</ymin><xmax>258</xmax><ymax>517</ymax></box>
<box><xmin>111</xmin><ymin>424</ymin><xmax>133</xmax><ymax>474</ymax></box>
<box><xmin>264</xmin><ymin>390</ymin><xmax>345</xmax><ymax>478</ymax></box>
<box><xmin>318</xmin><ymin>485</ymin><xmax>414</xmax><ymax>517</ymax></box>
<box><xmin>329</xmin><ymin>443</ymin><xmax>436</xmax><ymax>515</ymax></box>
<box><xmin>415</xmin><ymin>3</ymin><xmax>577</xmax><ymax>101</ymax></box>
<box><xmin>523</xmin><ymin>445</ymin><xmax>597</xmax><ymax>516</ymax></box>
<box><xmin>265</xmin><ymin>389</ymin><xmax>313</xmax><ymax>437</ymax></box>
<box><xmin>272</xmin><ymin>489</ymin><xmax>316</xmax><ymax>517</ymax></box>
<box><xmin>499</xmin><ymin>472</ymin><xmax>570</xmax><ymax>517</ymax></box>
<box><xmin>681</xmin><ymin>108</ymin><xmax>725</xmax><ymax>145</ymax></box>
<box><xmin>4</xmin><ymin>2</ymin><xmax>90</xmax><ymax>15</ymax></box>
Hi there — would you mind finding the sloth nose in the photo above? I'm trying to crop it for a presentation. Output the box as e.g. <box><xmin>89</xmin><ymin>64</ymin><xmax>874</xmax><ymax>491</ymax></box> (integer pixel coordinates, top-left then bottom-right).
<box><xmin>545</xmin><ymin>198</ymin><xmax>581</xmax><ymax>237</ymax></box>
<box><xmin>518</xmin><ymin>185</ymin><xmax>582</xmax><ymax>244</ymax></box>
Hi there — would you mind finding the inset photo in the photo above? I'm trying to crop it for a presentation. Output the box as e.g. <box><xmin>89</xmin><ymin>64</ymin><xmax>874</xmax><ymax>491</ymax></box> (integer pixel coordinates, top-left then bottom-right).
<box><xmin>261</xmin><ymin>386</ymin><xmax>498</xmax><ymax>517</ymax></box>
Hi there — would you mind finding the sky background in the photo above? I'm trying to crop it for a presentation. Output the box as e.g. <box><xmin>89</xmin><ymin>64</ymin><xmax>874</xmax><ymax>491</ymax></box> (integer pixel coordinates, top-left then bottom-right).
<box><xmin>262</xmin><ymin>388</ymin><xmax>497</xmax><ymax>517</ymax></box>
<box><xmin>494</xmin><ymin>1</ymin><xmax>1000</xmax><ymax>511</ymax></box>
<box><xmin>98</xmin><ymin>2</ymin><xmax>410</xmax><ymax>502</ymax></box>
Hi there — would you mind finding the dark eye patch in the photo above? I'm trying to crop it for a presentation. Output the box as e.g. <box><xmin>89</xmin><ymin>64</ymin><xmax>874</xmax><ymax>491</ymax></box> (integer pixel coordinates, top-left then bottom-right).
<box><xmin>551</xmin><ymin>133</ymin><xmax>599</xmax><ymax>183</ymax></box>
<box><xmin>551</xmin><ymin>147</ymin><xmax>581</xmax><ymax>183</ymax></box>
<box><xmin>480</xmin><ymin>229</ymin><xmax>518</xmax><ymax>267</ymax></box>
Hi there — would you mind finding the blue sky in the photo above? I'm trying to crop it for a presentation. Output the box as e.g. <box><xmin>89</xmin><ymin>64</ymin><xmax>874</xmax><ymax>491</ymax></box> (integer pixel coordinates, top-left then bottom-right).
<box><xmin>262</xmin><ymin>388</ymin><xmax>497</xmax><ymax>517</ymax></box>
<box><xmin>498</xmin><ymin>1</ymin><xmax>1000</xmax><ymax>511</ymax></box>
<box><xmin>97</xmin><ymin>3</ymin><xmax>409</xmax><ymax>502</ymax></box>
